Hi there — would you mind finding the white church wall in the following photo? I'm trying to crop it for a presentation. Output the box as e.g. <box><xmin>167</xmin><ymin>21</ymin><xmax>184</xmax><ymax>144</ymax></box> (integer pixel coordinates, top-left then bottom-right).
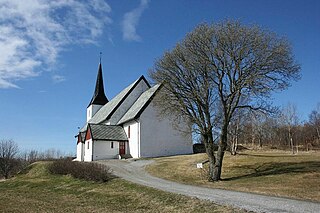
<box><xmin>76</xmin><ymin>142</ymin><xmax>84</xmax><ymax>161</ymax></box>
<box><xmin>109</xmin><ymin>80</ymin><xmax>149</xmax><ymax>124</ymax></box>
<box><xmin>84</xmin><ymin>139</ymin><xmax>93</xmax><ymax>161</ymax></box>
<box><xmin>139</xmin><ymin>101</ymin><xmax>193</xmax><ymax>158</ymax></box>
<box><xmin>123</xmin><ymin>121</ymin><xmax>140</xmax><ymax>158</ymax></box>
<box><xmin>92</xmin><ymin>140</ymin><xmax>119</xmax><ymax>160</ymax></box>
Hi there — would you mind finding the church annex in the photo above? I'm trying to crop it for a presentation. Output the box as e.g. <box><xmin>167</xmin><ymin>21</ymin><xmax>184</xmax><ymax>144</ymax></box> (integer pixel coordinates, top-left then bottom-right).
<box><xmin>75</xmin><ymin>62</ymin><xmax>192</xmax><ymax>161</ymax></box>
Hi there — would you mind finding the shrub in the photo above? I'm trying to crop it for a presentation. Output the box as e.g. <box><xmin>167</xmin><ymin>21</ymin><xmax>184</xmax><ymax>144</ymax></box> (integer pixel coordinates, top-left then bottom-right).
<box><xmin>193</xmin><ymin>143</ymin><xmax>206</xmax><ymax>154</ymax></box>
<box><xmin>193</xmin><ymin>143</ymin><xmax>218</xmax><ymax>154</ymax></box>
<box><xmin>48</xmin><ymin>159</ymin><xmax>112</xmax><ymax>182</ymax></box>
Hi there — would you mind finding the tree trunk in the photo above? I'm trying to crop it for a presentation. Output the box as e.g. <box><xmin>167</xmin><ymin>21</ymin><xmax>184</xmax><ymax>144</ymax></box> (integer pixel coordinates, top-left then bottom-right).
<box><xmin>231</xmin><ymin>123</ymin><xmax>239</xmax><ymax>155</ymax></box>
<box><xmin>231</xmin><ymin>136</ymin><xmax>236</xmax><ymax>155</ymax></box>
<box><xmin>208</xmin><ymin>153</ymin><xmax>216</xmax><ymax>181</ymax></box>
<box><xmin>203</xmin><ymin>132</ymin><xmax>216</xmax><ymax>181</ymax></box>
<box><xmin>258</xmin><ymin>137</ymin><xmax>262</xmax><ymax>148</ymax></box>
<box><xmin>251</xmin><ymin>129</ymin><xmax>255</xmax><ymax>147</ymax></box>
<box><xmin>289</xmin><ymin>129</ymin><xmax>294</xmax><ymax>154</ymax></box>
<box><xmin>235</xmin><ymin>133</ymin><xmax>238</xmax><ymax>153</ymax></box>
<box><xmin>212</xmin><ymin>123</ymin><xmax>228</xmax><ymax>181</ymax></box>
<box><xmin>213</xmin><ymin>144</ymin><xmax>226</xmax><ymax>181</ymax></box>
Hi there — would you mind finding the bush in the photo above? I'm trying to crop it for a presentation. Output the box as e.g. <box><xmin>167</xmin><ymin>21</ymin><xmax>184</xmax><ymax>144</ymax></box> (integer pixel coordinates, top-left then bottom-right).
<box><xmin>193</xmin><ymin>143</ymin><xmax>206</xmax><ymax>154</ymax></box>
<box><xmin>48</xmin><ymin>159</ymin><xmax>112</xmax><ymax>182</ymax></box>
<box><xmin>193</xmin><ymin>143</ymin><xmax>218</xmax><ymax>154</ymax></box>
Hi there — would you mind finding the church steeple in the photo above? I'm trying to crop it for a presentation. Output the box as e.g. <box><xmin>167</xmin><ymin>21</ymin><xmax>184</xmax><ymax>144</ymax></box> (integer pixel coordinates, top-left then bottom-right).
<box><xmin>88</xmin><ymin>62</ymin><xmax>108</xmax><ymax>107</ymax></box>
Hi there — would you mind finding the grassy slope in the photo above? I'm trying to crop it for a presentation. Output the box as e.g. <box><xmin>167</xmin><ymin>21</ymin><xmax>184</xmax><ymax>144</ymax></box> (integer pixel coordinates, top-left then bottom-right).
<box><xmin>0</xmin><ymin>162</ymin><xmax>245</xmax><ymax>213</ymax></box>
<box><xmin>146</xmin><ymin>150</ymin><xmax>320</xmax><ymax>202</ymax></box>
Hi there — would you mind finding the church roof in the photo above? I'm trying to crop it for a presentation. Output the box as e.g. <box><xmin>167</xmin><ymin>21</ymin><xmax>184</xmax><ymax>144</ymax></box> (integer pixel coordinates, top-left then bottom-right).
<box><xmin>88</xmin><ymin>63</ymin><xmax>108</xmax><ymax>107</ymax></box>
<box><xmin>117</xmin><ymin>84</ymin><xmax>162</xmax><ymax>125</ymax></box>
<box><xmin>87</xmin><ymin>75</ymin><xmax>150</xmax><ymax>125</ymax></box>
<box><xmin>89</xmin><ymin>124</ymin><xmax>128</xmax><ymax>141</ymax></box>
<box><xmin>79</xmin><ymin>75</ymin><xmax>151</xmax><ymax>132</ymax></box>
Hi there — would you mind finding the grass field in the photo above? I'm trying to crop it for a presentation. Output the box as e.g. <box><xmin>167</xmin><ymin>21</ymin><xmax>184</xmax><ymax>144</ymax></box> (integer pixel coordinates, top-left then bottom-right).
<box><xmin>0</xmin><ymin>162</ymin><xmax>245</xmax><ymax>213</ymax></box>
<box><xmin>146</xmin><ymin>150</ymin><xmax>320</xmax><ymax>202</ymax></box>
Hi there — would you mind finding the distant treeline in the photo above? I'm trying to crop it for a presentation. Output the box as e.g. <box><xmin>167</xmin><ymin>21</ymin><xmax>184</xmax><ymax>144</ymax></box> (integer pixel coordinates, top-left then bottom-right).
<box><xmin>195</xmin><ymin>103</ymin><xmax>320</xmax><ymax>155</ymax></box>
<box><xmin>0</xmin><ymin>139</ymin><xmax>74</xmax><ymax>179</ymax></box>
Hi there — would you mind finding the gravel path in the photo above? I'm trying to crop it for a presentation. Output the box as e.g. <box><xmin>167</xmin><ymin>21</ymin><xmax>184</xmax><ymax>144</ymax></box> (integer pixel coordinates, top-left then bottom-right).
<box><xmin>98</xmin><ymin>159</ymin><xmax>320</xmax><ymax>213</ymax></box>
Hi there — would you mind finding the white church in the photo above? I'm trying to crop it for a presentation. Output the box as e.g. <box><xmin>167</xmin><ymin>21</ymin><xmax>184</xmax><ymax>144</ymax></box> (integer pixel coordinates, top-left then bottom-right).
<box><xmin>75</xmin><ymin>62</ymin><xmax>192</xmax><ymax>161</ymax></box>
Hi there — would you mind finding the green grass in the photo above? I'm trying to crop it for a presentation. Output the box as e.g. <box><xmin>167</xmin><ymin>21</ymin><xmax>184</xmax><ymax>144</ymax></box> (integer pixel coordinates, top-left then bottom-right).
<box><xmin>146</xmin><ymin>150</ymin><xmax>320</xmax><ymax>202</ymax></box>
<box><xmin>0</xmin><ymin>162</ymin><xmax>245</xmax><ymax>213</ymax></box>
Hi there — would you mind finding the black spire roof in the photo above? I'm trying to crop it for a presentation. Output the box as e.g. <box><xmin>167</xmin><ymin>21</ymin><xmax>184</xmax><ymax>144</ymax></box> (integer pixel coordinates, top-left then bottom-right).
<box><xmin>88</xmin><ymin>63</ymin><xmax>108</xmax><ymax>107</ymax></box>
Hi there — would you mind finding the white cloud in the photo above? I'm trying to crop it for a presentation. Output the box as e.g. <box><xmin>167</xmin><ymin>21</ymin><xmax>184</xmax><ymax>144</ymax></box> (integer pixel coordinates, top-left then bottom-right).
<box><xmin>0</xmin><ymin>0</ymin><xmax>112</xmax><ymax>89</ymax></box>
<box><xmin>122</xmin><ymin>0</ymin><xmax>149</xmax><ymax>42</ymax></box>
<box><xmin>52</xmin><ymin>74</ymin><xmax>66</xmax><ymax>83</ymax></box>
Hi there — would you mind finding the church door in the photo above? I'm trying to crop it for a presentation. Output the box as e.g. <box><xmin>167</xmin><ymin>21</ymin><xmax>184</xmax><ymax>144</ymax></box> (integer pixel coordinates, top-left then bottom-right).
<box><xmin>119</xmin><ymin>142</ymin><xmax>125</xmax><ymax>155</ymax></box>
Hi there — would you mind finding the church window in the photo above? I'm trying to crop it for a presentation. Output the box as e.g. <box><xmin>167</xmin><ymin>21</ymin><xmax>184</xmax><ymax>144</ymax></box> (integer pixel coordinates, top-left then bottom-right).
<box><xmin>128</xmin><ymin>126</ymin><xmax>130</xmax><ymax>138</ymax></box>
<box><xmin>111</xmin><ymin>142</ymin><xmax>114</xmax><ymax>149</ymax></box>
<box><xmin>87</xmin><ymin>141</ymin><xmax>89</xmax><ymax>149</ymax></box>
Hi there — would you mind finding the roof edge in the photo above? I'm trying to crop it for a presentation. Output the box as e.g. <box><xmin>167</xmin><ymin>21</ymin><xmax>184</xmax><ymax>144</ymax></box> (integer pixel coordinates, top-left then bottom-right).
<box><xmin>106</xmin><ymin>75</ymin><xmax>151</xmax><ymax>120</ymax></box>
<box><xmin>94</xmin><ymin>139</ymin><xmax>128</xmax><ymax>142</ymax></box>
<box><xmin>118</xmin><ymin>84</ymin><xmax>163</xmax><ymax>125</ymax></box>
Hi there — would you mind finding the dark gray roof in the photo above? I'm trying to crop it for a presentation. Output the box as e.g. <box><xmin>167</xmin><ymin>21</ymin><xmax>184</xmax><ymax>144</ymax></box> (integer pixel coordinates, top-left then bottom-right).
<box><xmin>79</xmin><ymin>123</ymin><xmax>88</xmax><ymax>132</ymax></box>
<box><xmin>79</xmin><ymin>80</ymin><xmax>138</xmax><ymax>132</ymax></box>
<box><xmin>117</xmin><ymin>84</ymin><xmax>162</xmax><ymax>125</ymax></box>
<box><xmin>87</xmin><ymin>75</ymin><xmax>150</xmax><ymax>125</ymax></box>
<box><xmin>89</xmin><ymin>124</ymin><xmax>128</xmax><ymax>141</ymax></box>
<box><xmin>88</xmin><ymin>63</ymin><xmax>108</xmax><ymax>107</ymax></box>
<box><xmin>79</xmin><ymin>75</ymin><xmax>151</xmax><ymax>133</ymax></box>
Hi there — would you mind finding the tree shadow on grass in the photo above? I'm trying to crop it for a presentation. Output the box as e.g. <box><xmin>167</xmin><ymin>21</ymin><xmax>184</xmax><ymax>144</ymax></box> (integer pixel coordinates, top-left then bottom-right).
<box><xmin>223</xmin><ymin>161</ymin><xmax>320</xmax><ymax>181</ymax></box>
<box><xmin>238</xmin><ymin>153</ymin><xmax>297</xmax><ymax>158</ymax></box>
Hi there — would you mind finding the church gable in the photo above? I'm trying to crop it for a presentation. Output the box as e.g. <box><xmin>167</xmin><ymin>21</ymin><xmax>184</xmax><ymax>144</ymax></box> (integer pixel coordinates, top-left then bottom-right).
<box><xmin>85</xmin><ymin>127</ymin><xmax>92</xmax><ymax>141</ymax></box>
<box><xmin>77</xmin><ymin>132</ymin><xmax>86</xmax><ymax>144</ymax></box>
<box><xmin>117</xmin><ymin>84</ymin><xmax>162</xmax><ymax>125</ymax></box>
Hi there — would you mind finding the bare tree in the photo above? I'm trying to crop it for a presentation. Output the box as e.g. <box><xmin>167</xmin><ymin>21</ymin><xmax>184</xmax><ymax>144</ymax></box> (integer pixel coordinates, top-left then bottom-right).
<box><xmin>309</xmin><ymin>104</ymin><xmax>320</xmax><ymax>140</ymax></box>
<box><xmin>0</xmin><ymin>139</ymin><xmax>19</xmax><ymax>179</ymax></box>
<box><xmin>252</xmin><ymin>112</ymin><xmax>269</xmax><ymax>148</ymax></box>
<box><xmin>150</xmin><ymin>20</ymin><xmax>300</xmax><ymax>181</ymax></box>
<box><xmin>228</xmin><ymin>109</ymin><xmax>247</xmax><ymax>155</ymax></box>
<box><xmin>281</xmin><ymin>103</ymin><xmax>299</xmax><ymax>154</ymax></box>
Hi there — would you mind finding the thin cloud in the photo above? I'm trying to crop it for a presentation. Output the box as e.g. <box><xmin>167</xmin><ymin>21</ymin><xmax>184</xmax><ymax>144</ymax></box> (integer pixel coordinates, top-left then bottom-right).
<box><xmin>0</xmin><ymin>0</ymin><xmax>112</xmax><ymax>89</ymax></box>
<box><xmin>52</xmin><ymin>75</ymin><xmax>66</xmax><ymax>84</ymax></box>
<box><xmin>122</xmin><ymin>0</ymin><xmax>149</xmax><ymax>42</ymax></box>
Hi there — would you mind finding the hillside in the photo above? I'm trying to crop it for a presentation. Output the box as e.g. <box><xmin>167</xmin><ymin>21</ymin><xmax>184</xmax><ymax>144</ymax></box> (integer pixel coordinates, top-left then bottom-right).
<box><xmin>0</xmin><ymin>161</ymin><xmax>245</xmax><ymax>213</ymax></box>
<box><xmin>146</xmin><ymin>150</ymin><xmax>320</xmax><ymax>202</ymax></box>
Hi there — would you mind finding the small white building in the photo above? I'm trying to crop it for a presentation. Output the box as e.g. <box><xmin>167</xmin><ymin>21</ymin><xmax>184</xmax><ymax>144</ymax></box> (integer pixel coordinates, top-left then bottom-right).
<box><xmin>75</xmin><ymin>62</ymin><xmax>192</xmax><ymax>161</ymax></box>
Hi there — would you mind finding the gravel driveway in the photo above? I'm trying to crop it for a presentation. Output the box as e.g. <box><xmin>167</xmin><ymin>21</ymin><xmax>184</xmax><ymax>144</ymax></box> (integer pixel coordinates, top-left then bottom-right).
<box><xmin>98</xmin><ymin>159</ymin><xmax>320</xmax><ymax>213</ymax></box>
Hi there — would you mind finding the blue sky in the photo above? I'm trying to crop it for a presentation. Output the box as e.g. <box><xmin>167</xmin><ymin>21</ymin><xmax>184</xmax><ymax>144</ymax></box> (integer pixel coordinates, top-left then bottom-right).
<box><xmin>0</xmin><ymin>0</ymin><xmax>319</xmax><ymax>154</ymax></box>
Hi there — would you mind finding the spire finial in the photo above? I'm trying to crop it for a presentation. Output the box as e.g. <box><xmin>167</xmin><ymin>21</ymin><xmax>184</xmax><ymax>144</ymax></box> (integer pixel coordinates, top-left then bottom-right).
<box><xmin>99</xmin><ymin>52</ymin><xmax>102</xmax><ymax>64</ymax></box>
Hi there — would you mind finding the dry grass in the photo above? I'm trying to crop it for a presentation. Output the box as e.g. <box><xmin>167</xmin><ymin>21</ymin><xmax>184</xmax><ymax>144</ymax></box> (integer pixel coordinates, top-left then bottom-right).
<box><xmin>146</xmin><ymin>150</ymin><xmax>320</xmax><ymax>202</ymax></box>
<box><xmin>0</xmin><ymin>162</ymin><xmax>245</xmax><ymax>213</ymax></box>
